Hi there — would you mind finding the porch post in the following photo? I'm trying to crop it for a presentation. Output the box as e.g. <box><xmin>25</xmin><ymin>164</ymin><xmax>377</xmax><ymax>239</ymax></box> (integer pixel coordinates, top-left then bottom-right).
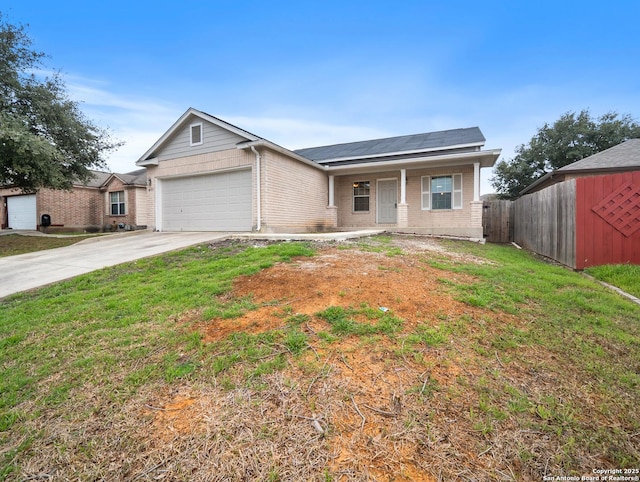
<box><xmin>326</xmin><ymin>175</ymin><xmax>338</xmax><ymax>230</ymax></box>
<box><xmin>473</xmin><ymin>162</ymin><xmax>480</xmax><ymax>202</ymax></box>
<box><xmin>470</xmin><ymin>162</ymin><xmax>483</xmax><ymax>238</ymax></box>
<box><xmin>328</xmin><ymin>175</ymin><xmax>335</xmax><ymax>207</ymax></box>
<box><xmin>397</xmin><ymin>169</ymin><xmax>408</xmax><ymax>228</ymax></box>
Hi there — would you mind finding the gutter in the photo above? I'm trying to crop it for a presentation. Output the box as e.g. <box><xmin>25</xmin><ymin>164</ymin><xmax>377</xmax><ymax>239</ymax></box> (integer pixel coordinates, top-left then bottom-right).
<box><xmin>250</xmin><ymin>146</ymin><xmax>262</xmax><ymax>232</ymax></box>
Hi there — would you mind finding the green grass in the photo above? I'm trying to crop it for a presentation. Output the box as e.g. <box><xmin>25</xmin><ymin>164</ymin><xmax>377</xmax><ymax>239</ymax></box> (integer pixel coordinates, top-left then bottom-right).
<box><xmin>0</xmin><ymin>240</ymin><xmax>315</xmax><ymax>478</ymax></box>
<box><xmin>425</xmin><ymin>240</ymin><xmax>640</xmax><ymax>461</ymax></box>
<box><xmin>0</xmin><ymin>234</ymin><xmax>92</xmax><ymax>256</ymax></box>
<box><xmin>434</xmin><ymin>240</ymin><xmax>640</xmax><ymax>372</ymax></box>
<box><xmin>316</xmin><ymin>305</ymin><xmax>404</xmax><ymax>336</ymax></box>
<box><xmin>586</xmin><ymin>264</ymin><xmax>640</xmax><ymax>298</ymax></box>
<box><xmin>348</xmin><ymin>234</ymin><xmax>404</xmax><ymax>256</ymax></box>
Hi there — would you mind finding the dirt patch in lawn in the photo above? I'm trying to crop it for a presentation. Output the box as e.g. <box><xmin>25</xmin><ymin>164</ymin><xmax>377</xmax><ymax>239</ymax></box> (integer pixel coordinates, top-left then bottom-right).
<box><xmin>144</xmin><ymin>238</ymin><xmax>529</xmax><ymax>480</ymax></box>
<box><xmin>202</xmin><ymin>244</ymin><xmax>482</xmax><ymax>343</ymax></box>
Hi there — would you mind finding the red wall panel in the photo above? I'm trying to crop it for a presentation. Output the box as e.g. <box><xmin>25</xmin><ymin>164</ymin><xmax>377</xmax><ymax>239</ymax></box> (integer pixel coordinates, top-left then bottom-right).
<box><xmin>575</xmin><ymin>171</ymin><xmax>640</xmax><ymax>269</ymax></box>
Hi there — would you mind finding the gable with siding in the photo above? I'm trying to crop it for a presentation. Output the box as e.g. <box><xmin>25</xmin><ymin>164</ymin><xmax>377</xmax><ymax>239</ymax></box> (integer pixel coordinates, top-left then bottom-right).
<box><xmin>137</xmin><ymin>108</ymin><xmax>262</xmax><ymax>165</ymax></box>
<box><xmin>151</xmin><ymin>116</ymin><xmax>249</xmax><ymax>162</ymax></box>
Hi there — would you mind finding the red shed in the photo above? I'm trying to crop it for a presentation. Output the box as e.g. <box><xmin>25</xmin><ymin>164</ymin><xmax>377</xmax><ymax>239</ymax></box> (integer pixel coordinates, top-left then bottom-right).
<box><xmin>516</xmin><ymin>139</ymin><xmax>640</xmax><ymax>269</ymax></box>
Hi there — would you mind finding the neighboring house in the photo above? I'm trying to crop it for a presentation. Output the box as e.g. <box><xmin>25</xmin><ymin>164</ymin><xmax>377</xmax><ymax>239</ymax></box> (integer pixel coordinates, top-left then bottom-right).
<box><xmin>514</xmin><ymin>139</ymin><xmax>640</xmax><ymax>268</ymax></box>
<box><xmin>136</xmin><ymin>108</ymin><xmax>501</xmax><ymax>237</ymax></box>
<box><xmin>520</xmin><ymin>138</ymin><xmax>640</xmax><ymax>195</ymax></box>
<box><xmin>0</xmin><ymin>169</ymin><xmax>148</xmax><ymax>232</ymax></box>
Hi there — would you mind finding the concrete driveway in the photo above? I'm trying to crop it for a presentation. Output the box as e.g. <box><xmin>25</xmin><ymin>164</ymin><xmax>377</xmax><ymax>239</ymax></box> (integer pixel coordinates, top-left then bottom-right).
<box><xmin>0</xmin><ymin>231</ymin><xmax>230</xmax><ymax>299</ymax></box>
<box><xmin>0</xmin><ymin>229</ymin><xmax>383</xmax><ymax>299</ymax></box>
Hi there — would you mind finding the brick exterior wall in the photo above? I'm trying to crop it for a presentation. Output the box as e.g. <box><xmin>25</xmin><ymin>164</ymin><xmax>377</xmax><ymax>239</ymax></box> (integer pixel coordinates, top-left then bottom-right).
<box><xmin>144</xmin><ymin>147</ymin><xmax>337</xmax><ymax>233</ymax></box>
<box><xmin>336</xmin><ymin>165</ymin><xmax>483</xmax><ymax>237</ymax></box>
<box><xmin>38</xmin><ymin>186</ymin><xmax>103</xmax><ymax>229</ymax></box>
<box><xmin>0</xmin><ymin>181</ymin><xmax>146</xmax><ymax>232</ymax></box>
<box><xmin>0</xmin><ymin>187</ymin><xmax>18</xmax><ymax>228</ymax></box>
<box><xmin>0</xmin><ymin>186</ymin><xmax>104</xmax><ymax>231</ymax></box>
<box><xmin>145</xmin><ymin>149</ymin><xmax>255</xmax><ymax>230</ymax></box>
<box><xmin>260</xmin><ymin>149</ymin><xmax>335</xmax><ymax>233</ymax></box>
<box><xmin>103</xmin><ymin>177</ymin><xmax>143</xmax><ymax>231</ymax></box>
<box><xmin>0</xmin><ymin>188</ymin><xmax>15</xmax><ymax>229</ymax></box>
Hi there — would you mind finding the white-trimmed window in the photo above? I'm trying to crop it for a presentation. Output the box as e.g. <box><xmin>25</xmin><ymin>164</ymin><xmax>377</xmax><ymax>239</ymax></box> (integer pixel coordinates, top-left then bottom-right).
<box><xmin>110</xmin><ymin>191</ymin><xmax>125</xmax><ymax>215</ymax></box>
<box><xmin>421</xmin><ymin>174</ymin><xmax>462</xmax><ymax>210</ymax></box>
<box><xmin>190</xmin><ymin>123</ymin><xmax>203</xmax><ymax>146</ymax></box>
<box><xmin>353</xmin><ymin>181</ymin><xmax>370</xmax><ymax>212</ymax></box>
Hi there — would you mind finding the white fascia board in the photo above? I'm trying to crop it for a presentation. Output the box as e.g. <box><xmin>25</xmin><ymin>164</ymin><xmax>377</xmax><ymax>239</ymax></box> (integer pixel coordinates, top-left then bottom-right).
<box><xmin>136</xmin><ymin>108</ymin><xmax>196</xmax><ymax>164</ymax></box>
<box><xmin>196</xmin><ymin>110</ymin><xmax>261</xmax><ymax>142</ymax></box>
<box><xmin>237</xmin><ymin>140</ymin><xmax>327</xmax><ymax>171</ymax></box>
<box><xmin>326</xmin><ymin>149</ymin><xmax>501</xmax><ymax>175</ymax></box>
<box><xmin>314</xmin><ymin>141</ymin><xmax>486</xmax><ymax>164</ymax></box>
<box><xmin>136</xmin><ymin>107</ymin><xmax>260</xmax><ymax>164</ymax></box>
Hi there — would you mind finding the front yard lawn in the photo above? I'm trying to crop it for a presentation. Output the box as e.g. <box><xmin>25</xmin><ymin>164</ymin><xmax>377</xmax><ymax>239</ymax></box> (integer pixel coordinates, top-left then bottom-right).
<box><xmin>1</xmin><ymin>236</ymin><xmax>638</xmax><ymax>481</ymax></box>
<box><xmin>0</xmin><ymin>234</ymin><xmax>91</xmax><ymax>257</ymax></box>
<box><xmin>586</xmin><ymin>264</ymin><xmax>640</xmax><ymax>299</ymax></box>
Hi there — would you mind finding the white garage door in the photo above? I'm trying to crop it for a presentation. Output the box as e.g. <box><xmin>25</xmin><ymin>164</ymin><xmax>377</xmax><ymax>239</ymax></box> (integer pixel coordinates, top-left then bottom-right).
<box><xmin>8</xmin><ymin>195</ymin><xmax>37</xmax><ymax>230</ymax></box>
<box><xmin>160</xmin><ymin>170</ymin><xmax>252</xmax><ymax>231</ymax></box>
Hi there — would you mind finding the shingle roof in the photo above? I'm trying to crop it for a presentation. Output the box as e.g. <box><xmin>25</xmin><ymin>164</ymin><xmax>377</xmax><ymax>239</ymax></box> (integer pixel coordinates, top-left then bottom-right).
<box><xmin>294</xmin><ymin>127</ymin><xmax>485</xmax><ymax>162</ymax></box>
<box><xmin>557</xmin><ymin>138</ymin><xmax>640</xmax><ymax>172</ymax></box>
<box><xmin>85</xmin><ymin>171</ymin><xmax>112</xmax><ymax>187</ymax></box>
<box><xmin>82</xmin><ymin>169</ymin><xmax>147</xmax><ymax>188</ymax></box>
<box><xmin>520</xmin><ymin>139</ymin><xmax>640</xmax><ymax>195</ymax></box>
<box><xmin>119</xmin><ymin>169</ymin><xmax>147</xmax><ymax>185</ymax></box>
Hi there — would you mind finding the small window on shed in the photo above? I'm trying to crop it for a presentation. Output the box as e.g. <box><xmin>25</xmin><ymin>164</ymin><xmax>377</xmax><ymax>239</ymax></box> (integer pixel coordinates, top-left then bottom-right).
<box><xmin>190</xmin><ymin>123</ymin><xmax>203</xmax><ymax>146</ymax></box>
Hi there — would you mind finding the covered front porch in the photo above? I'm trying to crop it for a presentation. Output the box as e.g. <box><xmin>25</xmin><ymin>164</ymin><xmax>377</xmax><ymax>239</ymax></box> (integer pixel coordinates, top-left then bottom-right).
<box><xmin>326</xmin><ymin>161</ymin><xmax>487</xmax><ymax>238</ymax></box>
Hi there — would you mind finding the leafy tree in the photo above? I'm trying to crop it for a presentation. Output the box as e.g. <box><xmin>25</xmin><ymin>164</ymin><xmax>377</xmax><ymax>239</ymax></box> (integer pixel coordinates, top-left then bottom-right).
<box><xmin>491</xmin><ymin>110</ymin><xmax>640</xmax><ymax>199</ymax></box>
<box><xmin>0</xmin><ymin>13</ymin><xmax>121</xmax><ymax>192</ymax></box>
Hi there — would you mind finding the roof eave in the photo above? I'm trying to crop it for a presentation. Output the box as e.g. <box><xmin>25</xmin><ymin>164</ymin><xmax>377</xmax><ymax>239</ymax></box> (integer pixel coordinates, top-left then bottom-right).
<box><xmin>313</xmin><ymin>141</ymin><xmax>486</xmax><ymax>164</ymax></box>
<box><xmin>520</xmin><ymin>165</ymin><xmax>640</xmax><ymax>195</ymax></box>
<box><xmin>136</xmin><ymin>157</ymin><xmax>159</xmax><ymax>167</ymax></box>
<box><xmin>326</xmin><ymin>149</ymin><xmax>501</xmax><ymax>175</ymax></box>
<box><xmin>136</xmin><ymin>107</ymin><xmax>260</xmax><ymax>164</ymax></box>
<box><xmin>520</xmin><ymin>171</ymin><xmax>555</xmax><ymax>195</ymax></box>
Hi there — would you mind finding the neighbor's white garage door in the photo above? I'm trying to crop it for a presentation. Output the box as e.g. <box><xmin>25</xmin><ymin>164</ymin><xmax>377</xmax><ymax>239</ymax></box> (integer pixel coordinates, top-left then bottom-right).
<box><xmin>8</xmin><ymin>195</ymin><xmax>37</xmax><ymax>230</ymax></box>
<box><xmin>160</xmin><ymin>170</ymin><xmax>252</xmax><ymax>231</ymax></box>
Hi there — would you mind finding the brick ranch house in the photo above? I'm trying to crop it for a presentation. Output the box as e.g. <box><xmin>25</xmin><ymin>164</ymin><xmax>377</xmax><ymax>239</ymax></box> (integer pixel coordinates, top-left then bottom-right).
<box><xmin>0</xmin><ymin>170</ymin><xmax>148</xmax><ymax>232</ymax></box>
<box><xmin>136</xmin><ymin>108</ymin><xmax>501</xmax><ymax>237</ymax></box>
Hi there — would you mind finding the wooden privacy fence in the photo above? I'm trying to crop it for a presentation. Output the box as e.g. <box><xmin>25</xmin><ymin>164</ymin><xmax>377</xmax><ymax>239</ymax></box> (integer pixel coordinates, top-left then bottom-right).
<box><xmin>482</xmin><ymin>200</ymin><xmax>513</xmax><ymax>243</ymax></box>
<box><xmin>507</xmin><ymin>172</ymin><xmax>640</xmax><ymax>269</ymax></box>
<box><xmin>513</xmin><ymin>181</ymin><xmax>576</xmax><ymax>267</ymax></box>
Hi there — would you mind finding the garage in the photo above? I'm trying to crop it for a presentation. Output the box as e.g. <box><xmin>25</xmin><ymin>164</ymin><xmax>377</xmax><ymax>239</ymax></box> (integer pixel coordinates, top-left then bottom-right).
<box><xmin>160</xmin><ymin>170</ymin><xmax>252</xmax><ymax>231</ymax></box>
<box><xmin>7</xmin><ymin>195</ymin><xmax>37</xmax><ymax>230</ymax></box>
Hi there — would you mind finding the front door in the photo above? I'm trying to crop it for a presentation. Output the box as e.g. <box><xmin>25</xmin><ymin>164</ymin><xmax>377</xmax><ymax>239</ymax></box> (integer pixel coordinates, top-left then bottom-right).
<box><xmin>377</xmin><ymin>179</ymin><xmax>397</xmax><ymax>224</ymax></box>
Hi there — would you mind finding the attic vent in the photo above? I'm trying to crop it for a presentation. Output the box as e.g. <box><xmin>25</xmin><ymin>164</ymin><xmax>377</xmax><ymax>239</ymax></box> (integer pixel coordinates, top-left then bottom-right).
<box><xmin>190</xmin><ymin>123</ymin><xmax>203</xmax><ymax>146</ymax></box>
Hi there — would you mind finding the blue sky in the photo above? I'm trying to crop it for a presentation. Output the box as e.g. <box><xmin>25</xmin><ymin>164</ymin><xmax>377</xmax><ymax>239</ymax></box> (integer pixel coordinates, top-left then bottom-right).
<box><xmin>3</xmin><ymin>0</ymin><xmax>640</xmax><ymax>194</ymax></box>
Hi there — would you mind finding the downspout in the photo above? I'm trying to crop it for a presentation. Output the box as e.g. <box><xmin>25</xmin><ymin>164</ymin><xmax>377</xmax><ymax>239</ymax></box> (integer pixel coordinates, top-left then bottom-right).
<box><xmin>250</xmin><ymin>146</ymin><xmax>261</xmax><ymax>232</ymax></box>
